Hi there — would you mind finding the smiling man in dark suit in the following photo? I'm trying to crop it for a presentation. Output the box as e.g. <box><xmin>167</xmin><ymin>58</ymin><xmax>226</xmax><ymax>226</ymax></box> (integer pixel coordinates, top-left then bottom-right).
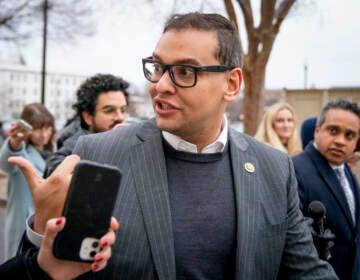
<box><xmin>292</xmin><ymin>99</ymin><xmax>360</xmax><ymax>280</ymax></box>
<box><xmin>1</xmin><ymin>12</ymin><xmax>338</xmax><ymax>279</ymax></box>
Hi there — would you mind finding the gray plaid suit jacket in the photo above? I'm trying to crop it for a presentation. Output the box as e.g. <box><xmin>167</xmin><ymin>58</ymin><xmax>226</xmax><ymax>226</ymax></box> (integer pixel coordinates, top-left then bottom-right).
<box><xmin>73</xmin><ymin>119</ymin><xmax>337</xmax><ymax>280</ymax></box>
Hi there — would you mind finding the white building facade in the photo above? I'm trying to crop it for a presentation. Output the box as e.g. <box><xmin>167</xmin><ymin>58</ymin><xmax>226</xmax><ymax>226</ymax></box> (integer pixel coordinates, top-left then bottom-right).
<box><xmin>0</xmin><ymin>62</ymin><xmax>87</xmax><ymax>128</ymax></box>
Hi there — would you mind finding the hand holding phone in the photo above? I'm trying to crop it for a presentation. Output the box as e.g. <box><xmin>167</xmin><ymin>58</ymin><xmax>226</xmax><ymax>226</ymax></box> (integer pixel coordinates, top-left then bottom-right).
<box><xmin>53</xmin><ymin>160</ymin><xmax>121</xmax><ymax>262</ymax></box>
<box><xmin>8</xmin><ymin>119</ymin><xmax>33</xmax><ymax>149</ymax></box>
<box><xmin>37</xmin><ymin>216</ymin><xmax>119</xmax><ymax>279</ymax></box>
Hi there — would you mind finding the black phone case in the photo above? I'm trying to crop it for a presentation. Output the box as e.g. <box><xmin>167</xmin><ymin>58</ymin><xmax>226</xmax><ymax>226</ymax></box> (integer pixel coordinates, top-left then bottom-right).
<box><xmin>53</xmin><ymin>160</ymin><xmax>121</xmax><ymax>262</ymax></box>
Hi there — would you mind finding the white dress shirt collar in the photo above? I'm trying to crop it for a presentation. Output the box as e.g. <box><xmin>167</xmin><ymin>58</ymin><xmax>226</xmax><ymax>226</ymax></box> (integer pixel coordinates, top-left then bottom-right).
<box><xmin>162</xmin><ymin>115</ymin><xmax>228</xmax><ymax>154</ymax></box>
<box><xmin>329</xmin><ymin>163</ymin><xmax>345</xmax><ymax>170</ymax></box>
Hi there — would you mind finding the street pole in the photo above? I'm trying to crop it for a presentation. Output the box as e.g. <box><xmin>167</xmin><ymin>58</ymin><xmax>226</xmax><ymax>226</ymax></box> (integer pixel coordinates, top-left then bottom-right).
<box><xmin>41</xmin><ymin>0</ymin><xmax>48</xmax><ymax>104</ymax></box>
<box><xmin>304</xmin><ymin>63</ymin><xmax>308</xmax><ymax>90</ymax></box>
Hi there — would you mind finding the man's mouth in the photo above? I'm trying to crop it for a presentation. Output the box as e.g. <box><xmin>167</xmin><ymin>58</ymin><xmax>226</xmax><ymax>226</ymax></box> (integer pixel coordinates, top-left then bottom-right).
<box><xmin>159</xmin><ymin>103</ymin><xmax>172</xmax><ymax>110</ymax></box>
<box><xmin>329</xmin><ymin>148</ymin><xmax>345</xmax><ymax>157</ymax></box>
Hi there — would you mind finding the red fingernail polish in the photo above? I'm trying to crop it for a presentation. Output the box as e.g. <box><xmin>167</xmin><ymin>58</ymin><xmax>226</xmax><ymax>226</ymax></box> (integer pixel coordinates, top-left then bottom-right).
<box><xmin>93</xmin><ymin>263</ymin><xmax>99</xmax><ymax>271</ymax></box>
<box><xmin>95</xmin><ymin>255</ymin><xmax>103</xmax><ymax>262</ymax></box>
<box><xmin>102</xmin><ymin>240</ymin><xmax>108</xmax><ymax>247</ymax></box>
<box><xmin>55</xmin><ymin>218</ymin><xmax>62</xmax><ymax>225</ymax></box>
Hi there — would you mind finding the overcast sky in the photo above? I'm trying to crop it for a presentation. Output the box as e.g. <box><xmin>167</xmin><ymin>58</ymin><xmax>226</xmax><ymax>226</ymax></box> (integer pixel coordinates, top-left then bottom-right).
<box><xmin>14</xmin><ymin>0</ymin><xmax>360</xmax><ymax>91</ymax></box>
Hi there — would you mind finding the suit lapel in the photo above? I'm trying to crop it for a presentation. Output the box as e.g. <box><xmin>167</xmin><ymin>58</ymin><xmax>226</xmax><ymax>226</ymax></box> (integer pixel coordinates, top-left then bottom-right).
<box><xmin>229</xmin><ymin>131</ymin><xmax>261</xmax><ymax>278</ymax></box>
<box><xmin>129</xmin><ymin>129</ymin><xmax>176</xmax><ymax>280</ymax></box>
<box><xmin>307</xmin><ymin>145</ymin><xmax>355</xmax><ymax>228</ymax></box>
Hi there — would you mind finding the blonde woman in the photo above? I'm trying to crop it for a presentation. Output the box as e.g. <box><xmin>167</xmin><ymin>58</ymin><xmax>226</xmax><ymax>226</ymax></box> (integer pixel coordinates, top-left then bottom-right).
<box><xmin>254</xmin><ymin>102</ymin><xmax>302</xmax><ymax>155</ymax></box>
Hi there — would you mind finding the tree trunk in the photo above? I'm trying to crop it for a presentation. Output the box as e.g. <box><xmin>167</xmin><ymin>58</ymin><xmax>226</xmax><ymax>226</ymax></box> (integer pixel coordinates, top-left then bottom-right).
<box><xmin>222</xmin><ymin>0</ymin><xmax>296</xmax><ymax>135</ymax></box>
<box><xmin>242</xmin><ymin>59</ymin><xmax>266</xmax><ymax>136</ymax></box>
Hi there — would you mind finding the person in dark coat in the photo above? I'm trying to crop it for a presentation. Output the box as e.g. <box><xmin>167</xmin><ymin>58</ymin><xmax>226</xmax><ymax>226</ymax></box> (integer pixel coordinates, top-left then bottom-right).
<box><xmin>293</xmin><ymin>99</ymin><xmax>360</xmax><ymax>279</ymax></box>
<box><xmin>300</xmin><ymin>116</ymin><xmax>317</xmax><ymax>149</ymax></box>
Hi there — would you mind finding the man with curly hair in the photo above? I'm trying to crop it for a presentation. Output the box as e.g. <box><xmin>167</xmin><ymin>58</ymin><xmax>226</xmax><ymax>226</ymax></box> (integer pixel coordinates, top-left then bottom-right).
<box><xmin>44</xmin><ymin>73</ymin><xmax>130</xmax><ymax>177</ymax></box>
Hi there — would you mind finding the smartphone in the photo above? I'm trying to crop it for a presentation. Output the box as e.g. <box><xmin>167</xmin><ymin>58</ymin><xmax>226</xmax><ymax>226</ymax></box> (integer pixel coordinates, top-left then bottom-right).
<box><xmin>17</xmin><ymin>119</ymin><xmax>33</xmax><ymax>131</ymax></box>
<box><xmin>53</xmin><ymin>160</ymin><xmax>122</xmax><ymax>262</ymax></box>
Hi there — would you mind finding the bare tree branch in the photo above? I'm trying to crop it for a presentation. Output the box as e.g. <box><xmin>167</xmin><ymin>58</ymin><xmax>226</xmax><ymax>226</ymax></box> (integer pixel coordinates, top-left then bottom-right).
<box><xmin>223</xmin><ymin>0</ymin><xmax>243</xmax><ymax>54</ymax></box>
<box><xmin>237</xmin><ymin>0</ymin><xmax>255</xmax><ymax>38</ymax></box>
<box><xmin>0</xmin><ymin>0</ymin><xmax>98</xmax><ymax>44</ymax></box>
<box><xmin>224</xmin><ymin>0</ymin><xmax>239</xmax><ymax>29</ymax></box>
<box><xmin>274</xmin><ymin>0</ymin><xmax>296</xmax><ymax>31</ymax></box>
<box><xmin>260</xmin><ymin>0</ymin><xmax>275</xmax><ymax>30</ymax></box>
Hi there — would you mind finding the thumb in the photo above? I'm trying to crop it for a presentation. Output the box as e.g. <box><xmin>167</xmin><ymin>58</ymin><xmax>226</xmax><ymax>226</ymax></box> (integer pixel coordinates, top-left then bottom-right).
<box><xmin>8</xmin><ymin>156</ymin><xmax>43</xmax><ymax>188</ymax></box>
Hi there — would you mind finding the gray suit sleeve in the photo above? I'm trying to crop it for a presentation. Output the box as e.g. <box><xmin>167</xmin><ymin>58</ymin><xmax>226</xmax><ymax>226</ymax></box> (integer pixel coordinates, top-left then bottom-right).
<box><xmin>279</xmin><ymin>156</ymin><xmax>338</xmax><ymax>279</ymax></box>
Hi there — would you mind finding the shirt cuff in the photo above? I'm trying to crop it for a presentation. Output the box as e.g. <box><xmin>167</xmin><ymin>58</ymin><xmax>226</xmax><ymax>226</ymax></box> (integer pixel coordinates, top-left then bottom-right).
<box><xmin>26</xmin><ymin>214</ymin><xmax>43</xmax><ymax>248</ymax></box>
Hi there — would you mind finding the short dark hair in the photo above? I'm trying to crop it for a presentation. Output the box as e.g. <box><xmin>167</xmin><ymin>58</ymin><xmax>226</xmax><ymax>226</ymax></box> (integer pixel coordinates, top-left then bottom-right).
<box><xmin>72</xmin><ymin>74</ymin><xmax>130</xmax><ymax>120</ymax></box>
<box><xmin>163</xmin><ymin>12</ymin><xmax>243</xmax><ymax>68</ymax></box>
<box><xmin>317</xmin><ymin>99</ymin><xmax>360</xmax><ymax>128</ymax></box>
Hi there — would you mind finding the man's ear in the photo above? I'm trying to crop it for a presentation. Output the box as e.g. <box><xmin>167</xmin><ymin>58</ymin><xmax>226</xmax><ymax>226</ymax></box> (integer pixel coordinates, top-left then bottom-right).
<box><xmin>224</xmin><ymin>68</ymin><xmax>242</xmax><ymax>102</ymax></box>
<box><xmin>81</xmin><ymin>111</ymin><xmax>93</xmax><ymax>127</ymax></box>
<box><xmin>313</xmin><ymin>125</ymin><xmax>320</xmax><ymax>141</ymax></box>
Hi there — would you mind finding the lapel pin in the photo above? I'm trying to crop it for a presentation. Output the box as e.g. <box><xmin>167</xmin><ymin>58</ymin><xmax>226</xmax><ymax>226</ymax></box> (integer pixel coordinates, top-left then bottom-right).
<box><xmin>244</xmin><ymin>162</ymin><xmax>255</xmax><ymax>173</ymax></box>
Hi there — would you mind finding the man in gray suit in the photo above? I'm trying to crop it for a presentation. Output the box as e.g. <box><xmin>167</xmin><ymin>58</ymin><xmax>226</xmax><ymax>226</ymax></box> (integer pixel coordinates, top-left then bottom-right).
<box><xmin>2</xmin><ymin>12</ymin><xmax>338</xmax><ymax>279</ymax></box>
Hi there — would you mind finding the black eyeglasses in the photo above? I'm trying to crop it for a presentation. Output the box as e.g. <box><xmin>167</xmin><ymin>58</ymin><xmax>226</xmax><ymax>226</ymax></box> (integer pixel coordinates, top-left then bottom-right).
<box><xmin>142</xmin><ymin>56</ymin><xmax>233</xmax><ymax>88</ymax></box>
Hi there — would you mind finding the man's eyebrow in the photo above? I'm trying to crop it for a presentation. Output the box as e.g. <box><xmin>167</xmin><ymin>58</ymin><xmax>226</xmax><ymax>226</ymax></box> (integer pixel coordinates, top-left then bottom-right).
<box><xmin>326</xmin><ymin>124</ymin><xmax>357</xmax><ymax>133</ymax></box>
<box><xmin>101</xmin><ymin>104</ymin><xmax>127</xmax><ymax>109</ymax></box>
<box><xmin>152</xmin><ymin>54</ymin><xmax>200</xmax><ymax>66</ymax></box>
<box><xmin>346</xmin><ymin>129</ymin><xmax>358</xmax><ymax>134</ymax></box>
<box><xmin>100</xmin><ymin>105</ymin><xmax>116</xmax><ymax>110</ymax></box>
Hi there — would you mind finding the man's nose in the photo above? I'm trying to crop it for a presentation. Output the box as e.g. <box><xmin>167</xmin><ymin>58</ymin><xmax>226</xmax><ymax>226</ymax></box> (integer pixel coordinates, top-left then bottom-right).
<box><xmin>114</xmin><ymin>110</ymin><xmax>126</xmax><ymax>122</ymax></box>
<box><xmin>155</xmin><ymin>70</ymin><xmax>176</xmax><ymax>94</ymax></box>
<box><xmin>334</xmin><ymin>133</ymin><xmax>346</xmax><ymax>145</ymax></box>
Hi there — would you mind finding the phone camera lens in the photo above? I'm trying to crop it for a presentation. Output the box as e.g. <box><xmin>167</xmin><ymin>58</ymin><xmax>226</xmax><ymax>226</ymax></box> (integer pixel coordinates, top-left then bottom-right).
<box><xmin>92</xmin><ymin>241</ymin><xmax>99</xmax><ymax>248</ymax></box>
<box><xmin>90</xmin><ymin>250</ymin><xmax>97</xmax><ymax>257</ymax></box>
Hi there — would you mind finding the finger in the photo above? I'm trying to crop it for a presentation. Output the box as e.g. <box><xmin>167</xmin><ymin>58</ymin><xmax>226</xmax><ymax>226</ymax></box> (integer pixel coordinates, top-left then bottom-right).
<box><xmin>11</xmin><ymin>123</ymin><xmax>26</xmax><ymax>135</ymax></box>
<box><xmin>92</xmin><ymin>258</ymin><xmax>107</xmax><ymax>272</ymax></box>
<box><xmin>41</xmin><ymin>217</ymin><xmax>66</xmax><ymax>251</ymax></box>
<box><xmin>8</xmin><ymin>156</ymin><xmax>43</xmax><ymax>187</ymax></box>
<box><xmin>10</xmin><ymin>128</ymin><xmax>23</xmax><ymax>139</ymax></box>
<box><xmin>99</xmin><ymin>216</ymin><xmax>119</xmax><ymax>247</ymax></box>
<box><xmin>110</xmin><ymin>216</ymin><xmax>120</xmax><ymax>231</ymax></box>
<box><xmin>100</xmin><ymin>230</ymin><xmax>116</xmax><ymax>250</ymax></box>
<box><xmin>16</xmin><ymin>132</ymin><xmax>25</xmax><ymax>138</ymax></box>
<box><xmin>52</xmin><ymin>154</ymin><xmax>80</xmax><ymax>178</ymax></box>
<box><xmin>99</xmin><ymin>217</ymin><xmax>119</xmax><ymax>248</ymax></box>
<box><xmin>92</xmin><ymin>217</ymin><xmax>120</xmax><ymax>273</ymax></box>
<box><xmin>50</xmin><ymin>155</ymin><xmax>81</xmax><ymax>187</ymax></box>
<box><xmin>94</xmin><ymin>246</ymin><xmax>110</xmax><ymax>263</ymax></box>
<box><xmin>9</xmin><ymin>123</ymin><xmax>18</xmax><ymax>135</ymax></box>
<box><xmin>92</xmin><ymin>246</ymin><xmax>111</xmax><ymax>272</ymax></box>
